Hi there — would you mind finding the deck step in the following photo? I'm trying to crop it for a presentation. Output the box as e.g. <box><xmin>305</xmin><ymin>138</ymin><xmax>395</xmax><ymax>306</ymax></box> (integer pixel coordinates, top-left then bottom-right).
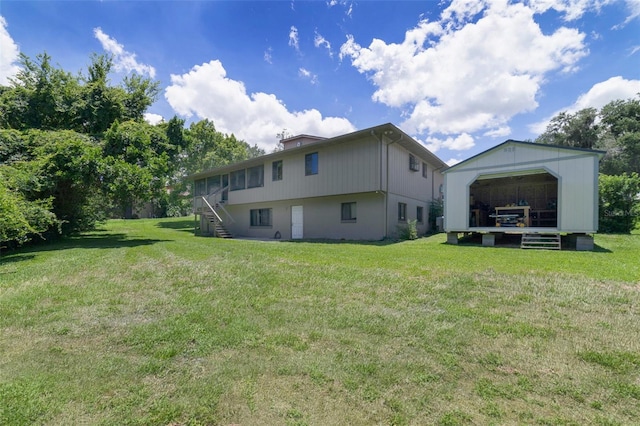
<box><xmin>520</xmin><ymin>233</ymin><xmax>561</xmax><ymax>250</ymax></box>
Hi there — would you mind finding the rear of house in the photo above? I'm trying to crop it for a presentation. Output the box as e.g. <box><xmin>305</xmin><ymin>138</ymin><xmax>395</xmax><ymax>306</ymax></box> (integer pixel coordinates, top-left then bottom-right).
<box><xmin>190</xmin><ymin>123</ymin><xmax>446</xmax><ymax>240</ymax></box>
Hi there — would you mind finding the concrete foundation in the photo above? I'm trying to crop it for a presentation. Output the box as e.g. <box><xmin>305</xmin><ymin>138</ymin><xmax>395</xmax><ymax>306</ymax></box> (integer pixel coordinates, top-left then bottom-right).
<box><xmin>446</xmin><ymin>232</ymin><xmax>459</xmax><ymax>245</ymax></box>
<box><xmin>482</xmin><ymin>234</ymin><xmax>496</xmax><ymax>247</ymax></box>
<box><xmin>576</xmin><ymin>235</ymin><xmax>594</xmax><ymax>251</ymax></box>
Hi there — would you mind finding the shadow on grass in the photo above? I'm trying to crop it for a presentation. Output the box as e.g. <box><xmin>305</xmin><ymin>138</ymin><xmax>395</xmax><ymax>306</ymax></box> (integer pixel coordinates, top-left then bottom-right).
<box><xmin>0</xmin><ymin>231</ymin><xmax>170</xmax><ymax>264</ymax></box>
<box><xmin>155</xmin><ymin>218</ymin><xmax>195</xmax><ymax>233</ymax></box>
<box><xmin>443</xmin><ymin>233</ymin><xmax>613</xmax><ymax>253</ymax></box>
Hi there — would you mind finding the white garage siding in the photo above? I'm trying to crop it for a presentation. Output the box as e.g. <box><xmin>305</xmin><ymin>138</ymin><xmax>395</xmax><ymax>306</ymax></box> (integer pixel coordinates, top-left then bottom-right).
<box><xmin>444</xmin><ymin>141</ymin><xmax>603</xmax><ymax>234</ymax></box>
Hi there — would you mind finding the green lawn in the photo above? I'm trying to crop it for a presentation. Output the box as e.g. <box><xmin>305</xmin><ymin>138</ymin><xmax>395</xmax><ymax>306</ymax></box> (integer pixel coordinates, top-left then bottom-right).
<box><xmin>1</xmin><ymin>218</ymin><xmax>639</xmax><ymax>425</ymax></box>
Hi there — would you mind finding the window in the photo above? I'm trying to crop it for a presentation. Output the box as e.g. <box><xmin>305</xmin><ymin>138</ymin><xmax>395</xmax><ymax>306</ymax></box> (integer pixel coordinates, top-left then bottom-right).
<box><xmin>195</xmin><ymin>179</ymin><xmax>206</xmax><ymax>196</ymax></box>
<box><xmin>230</xmin><ymin>169</ymin><xmax>245</xmax><ymax>191</ymax></box>
<box><xmin>341</xmin><ymin>202</ymin><xmax>357</xmax><ymax>222</ymax></box>
<box><xmin>409</xmin><ymin>154</ymin><xmax>420</xmax><ymax>172</ymax></box>
<box><xmin>250</xmin><ymin>208</ymin><xmax>272</xmax><ymax>227</ymax></box>
<box><xmin>422</xmin><ymin>162</ymin><xmax>428</xmax><ymax>178</ymax></box>
<box><xmin>305</xmin><ymin>152</ymin><xmax>318</xmax><ymax>175</ymax></box>
<box><xmin>272</xmin><ymin>160</ymin><xmax>283</xmax><ymax>181</ymax></box>
<box><xmin>207</xmin><ymin>175</ymin><xmax>221</xmax><ymax>194</ymax></box>
<box><xmin>417</xmin><ymin>206</ymin><xmax>424</xmax><ymax>223</ymax></box>
<box><xmin>398</xmin><ymin>202</ymin><xmax>407</xmax><ymax>222</ymax></box>
<box><xmin>247</xmin><ymin>165</ymin><xmax>264</xmax><ymax>188</ymax></box>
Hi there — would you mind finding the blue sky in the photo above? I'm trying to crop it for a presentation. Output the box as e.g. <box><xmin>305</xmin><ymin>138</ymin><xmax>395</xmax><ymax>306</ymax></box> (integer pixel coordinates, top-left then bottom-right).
<box><xmin>1</xmin><ymin>0</ymin><xmax>639</xmax><ymax>165</ymax></box>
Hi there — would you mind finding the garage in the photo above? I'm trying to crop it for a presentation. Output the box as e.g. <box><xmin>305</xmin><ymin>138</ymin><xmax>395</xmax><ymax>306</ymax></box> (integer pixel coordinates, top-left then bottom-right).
<box><xmin>443</xmin><ymin>140</ymin><xmax>604</xmax><ymax>250</ymax></box>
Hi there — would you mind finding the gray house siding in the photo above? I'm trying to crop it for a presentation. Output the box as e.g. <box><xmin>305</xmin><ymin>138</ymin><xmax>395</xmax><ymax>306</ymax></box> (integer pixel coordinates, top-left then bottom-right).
<box><xmin>192</xmin><ymin>123</ymin><xmax>447</xmax><ymax>240</ymax></box>
<box><xmin>208</xmin><ymin>192</ymin><xmax>386</xmax><ymax>240</ymax></box>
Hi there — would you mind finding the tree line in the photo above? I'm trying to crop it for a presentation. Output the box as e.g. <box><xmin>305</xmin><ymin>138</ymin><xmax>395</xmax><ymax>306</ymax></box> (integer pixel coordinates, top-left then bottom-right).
<box><xmin>1</xmin><ymin>52</ymin><xmax>263</xmax><ymax>250</ymax></box>
<box><xmin>535</xmin><ymin>96</ymin><xmax>640</xmax><ymax>233</ymax></box>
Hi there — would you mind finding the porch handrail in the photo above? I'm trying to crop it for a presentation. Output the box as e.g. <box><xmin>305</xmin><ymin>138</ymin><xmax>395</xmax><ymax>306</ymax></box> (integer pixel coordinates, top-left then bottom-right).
<box><xmin>201</xmin><ymin>196</ymin><xmax>223</xmax><ymax>223</ymax></box>
<box><xmin>214</xmin><ymin>201</ymin><xmax>235</xmax><ymax>223</ymax></box>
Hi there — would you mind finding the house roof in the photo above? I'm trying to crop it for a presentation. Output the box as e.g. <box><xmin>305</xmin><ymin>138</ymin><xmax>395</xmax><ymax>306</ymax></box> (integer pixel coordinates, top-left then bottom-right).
<box><xmin>443</xmin><ymin>139</ymin><xmax>606</xmax><ymax>173</ymax></box>
<box><xmin>187</xmin><ymin>123</ymin><xmax>448</xmax><ymax>180</ymax></box>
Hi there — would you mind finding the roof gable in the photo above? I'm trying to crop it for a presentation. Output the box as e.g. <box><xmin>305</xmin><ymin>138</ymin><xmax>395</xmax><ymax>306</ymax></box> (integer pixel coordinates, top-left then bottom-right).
<box><xmin>444</xmin><ymin>140</ymin><xmax>605</xmax><ymax>173</ymax></box>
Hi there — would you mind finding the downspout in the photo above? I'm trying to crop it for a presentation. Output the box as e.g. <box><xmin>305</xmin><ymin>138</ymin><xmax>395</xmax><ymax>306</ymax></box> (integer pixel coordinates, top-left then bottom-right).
<box><xmin>371</xmin><ymin>130</ymin><xmax>385</xmax><ymax>238</ymax></box>
<box><xmin>385</xmin><ymin>132</ymin><xmax>403</xmax><ymax>238</ymax></box>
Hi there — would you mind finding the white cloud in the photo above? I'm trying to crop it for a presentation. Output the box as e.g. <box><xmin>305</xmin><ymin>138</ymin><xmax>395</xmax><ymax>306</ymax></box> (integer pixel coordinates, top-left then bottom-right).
<box><xmin>614</xmin><ymin>0</ymin><xmax>640</xmax><ymax>27</ymax></box>
<box><xmin>422</xmin><ymin>133</ymin><xmax>475</xmax><ymax>153</ymax></box>
<box><xmin>527</xmin><ymin>0</ymin><xmax>605</xmax><ymax>21</ymax></box>
<box><xmin>299</xmin><ymin>67</ymin><xmax>318</xmax><ymax>85</ymax></box>
<box><xmin>327</xmin><ymin>0</ymin><xmax>354</xmax><ymax>17</ymax></box>
<box><xmin>0</xmin><ymin>16</ymin><xmax>20</xmax><ymax>85</ymax></box>
<box><xmin>314</xmin><ymin>30</ymin><xmax>333</xmax><ymax>57</ymax></box>
<box><xmin>339</xmin><ymin>1</ymin><xmax>593</xmax><ymax>149</ymax></box>
<box><xmin>144</xmin><ymin>113</ymin><xmax>164</xmax><ymax>125</ymax></box>
<box><xmin>93</xmin><ymin>27</ymin><xmax>156</xmax><ymax>78</ymax></box>
<box><xmin>165</xmin><ymin>60</ymin><xmax>356</xmax><ymax>151</ymax></box>
<box><xmin>483</xmin><ymin>126</ymin><xmax>512</xmax><ymax>138</ymax></box>
<box><xmin>529</xmin><ymin>76</ymin><xmax>640</xmax><ymax>134</ymax></box>
<box><xmin>288</xmin><ymin>26</ymin><xmax>300</xmax><ymax>52</ymax></box>
<box><xmin>446</xmin><ymin>158</ymin><xmax>462</xmax><ymax>167</ymax></box>
<box><xmin>264</xmin><ymin>47</ymin><xmax>273</xmax><ymax>64</ymax></box>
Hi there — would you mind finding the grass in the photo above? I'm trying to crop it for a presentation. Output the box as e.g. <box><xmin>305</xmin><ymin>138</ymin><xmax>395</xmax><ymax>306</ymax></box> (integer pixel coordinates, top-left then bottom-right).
<box><xmin>1</xmin><ymin>217</ymin><xmax>639</xmax><ymax>425</ymax></box>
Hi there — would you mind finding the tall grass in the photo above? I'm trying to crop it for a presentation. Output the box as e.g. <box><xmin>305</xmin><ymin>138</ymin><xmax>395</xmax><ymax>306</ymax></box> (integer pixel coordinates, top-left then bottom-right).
<box><xmin>1</xmin><ymin>218</ymin><xmax>639</xmax><ymax>425</ymax></box>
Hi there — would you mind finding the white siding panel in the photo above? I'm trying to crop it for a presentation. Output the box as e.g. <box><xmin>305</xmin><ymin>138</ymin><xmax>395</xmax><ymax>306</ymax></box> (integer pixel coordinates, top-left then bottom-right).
<box><xmin>444</xmin><ymin>142</ymin><xmax>601</xmax><ymax>233</ymax></box>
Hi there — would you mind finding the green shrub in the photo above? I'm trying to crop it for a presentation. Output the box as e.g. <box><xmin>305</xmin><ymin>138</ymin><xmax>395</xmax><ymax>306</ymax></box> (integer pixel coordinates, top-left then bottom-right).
<box><xmin>599</xmin><ymin>173</ymin><xmax>640</xmax><ymax>233</ymax></box>
<box><xmin>399</xmin><ymin>219</ymin><xmax>419</xmax><ymax>240</ymax></box>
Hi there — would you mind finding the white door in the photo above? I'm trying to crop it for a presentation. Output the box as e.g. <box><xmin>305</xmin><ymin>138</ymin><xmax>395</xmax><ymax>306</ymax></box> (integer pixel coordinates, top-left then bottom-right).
<box><xmin>291</xmin><ymin>205</ymin><xmax>303</xmax><ymax>239</ymax></box>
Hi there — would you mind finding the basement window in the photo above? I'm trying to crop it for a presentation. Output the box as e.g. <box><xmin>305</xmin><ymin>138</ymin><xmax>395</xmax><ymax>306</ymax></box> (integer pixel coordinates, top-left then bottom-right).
<box><xmin>250</xmin><ymin>208</ymin><xmax>272</xmax><ymax>227</ymax></box>
<box><xmin>398</xmin><ymin>202</ymin><xmax>407</xmax><ymax>222</ymax></box>
<box><xmin>341</xmin><ymin>202</ymin><xmax>357</xmax><ymax>222</ymax></box>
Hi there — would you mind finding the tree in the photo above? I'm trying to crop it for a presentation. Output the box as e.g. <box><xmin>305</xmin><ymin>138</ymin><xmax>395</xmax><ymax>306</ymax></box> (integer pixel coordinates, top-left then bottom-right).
<box><xmin>535</xmin><ymin>108</ymin><xmax>599</xmax><ymax>149</ymax></box>
<box><xmin>0</xmin><ymin>53</ymin><xmax>81</xmax><ymax>131</ymax></box>
<box><xmin>599</xmin><ymin>173</ymin><xmax>640</xmax><ymax>233</ymax></box>
<box><xmin>536</xmin><ymin>95</ymin><xmax>640</xmax><ymax>175</ymax></box>
<box><xmin>599</xmin><ymin>97</ymin><xmax>640</xmax><ymax>175</ymax></box>
<box><xmin>102</xmin><ymin>120</ymin><xmax>183</xmax><ymax>217</ymax></box>
<box><xmin>122</xmin><ymin>73</ymin><xmax>161</xmax><ymax>122</ymax></box>
<box><xmin>182</xmin><ymin>119</ymin><xmax>264</xmax><ymax>175</ymax></box>
<box><xmin>0</xmin><ymin>165</ymin><xmax>58</xmax><ymax>250</ymax></box>
<box><xmin>31</xmin><ymin>130</ymin><xmax>104</xmax><ymax>234</ymax></box>
<box><xmin>0</xmin><ymin>52</ymin><xmax>160</xmax><ymax>136</ymax></box>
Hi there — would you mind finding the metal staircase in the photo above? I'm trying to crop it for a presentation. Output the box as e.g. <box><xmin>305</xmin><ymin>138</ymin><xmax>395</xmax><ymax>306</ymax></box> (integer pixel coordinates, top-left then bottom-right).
<box><xmin>520</xmin><ymin>233</ymin><xmax>561</xmax><ymax>250</ymax></box>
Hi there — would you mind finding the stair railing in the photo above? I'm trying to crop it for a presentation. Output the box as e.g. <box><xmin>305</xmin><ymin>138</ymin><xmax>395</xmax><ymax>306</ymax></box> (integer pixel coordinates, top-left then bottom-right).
<box><xmin>207</xmin><ymin>185</ymin><xmax>235</xmax><ymax>223</ymax></box>
<box><xmin>201</xmin><ymin>196</ymin><xmax>223</xmax><ymax>224</ymax></box>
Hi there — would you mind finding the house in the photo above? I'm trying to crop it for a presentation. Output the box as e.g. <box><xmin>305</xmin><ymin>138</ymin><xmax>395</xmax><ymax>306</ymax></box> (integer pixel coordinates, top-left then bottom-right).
<box><xmin>443</xmin><ymin>140</ymin><xmax>605</xmax><ymax>250</ymax></box>
<box><xmin>190</xmin><ymin>123</ymin><xmax>447</xmax><ymax>240</ymax></box>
